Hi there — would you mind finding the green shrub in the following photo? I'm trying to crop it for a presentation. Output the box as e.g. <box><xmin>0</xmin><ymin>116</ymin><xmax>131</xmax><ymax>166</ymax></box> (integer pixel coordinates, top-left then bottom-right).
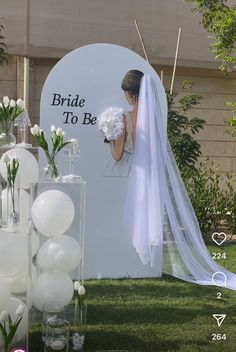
<box><xmin>183</xmin><ymin>160</ymin><xmax>236</xmax><ymax>237</ymax></box>
<box><xmin>167</xmin><ymin>80</ymin><xmax>205</xmax><ymax>174</ymax></box>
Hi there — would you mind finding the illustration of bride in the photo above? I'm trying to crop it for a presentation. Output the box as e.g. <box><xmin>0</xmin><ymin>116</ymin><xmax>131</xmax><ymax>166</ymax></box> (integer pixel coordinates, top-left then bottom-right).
<box><xmin>100</xmin><ymin>70</ymin><xmax>143</xmax><ymax>177</ymax></box>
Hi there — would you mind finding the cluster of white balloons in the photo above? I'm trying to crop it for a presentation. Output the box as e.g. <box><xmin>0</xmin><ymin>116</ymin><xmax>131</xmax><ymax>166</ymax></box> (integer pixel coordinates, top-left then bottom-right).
<box><xmin>0</xmin><ymin>147</ymin><xmax>39</xmax><ymax>343</ymax></box>
<box><xmin>31</xmin><ymin>189</ymin><xmax>81</xmax><ymax>311</ymax></box>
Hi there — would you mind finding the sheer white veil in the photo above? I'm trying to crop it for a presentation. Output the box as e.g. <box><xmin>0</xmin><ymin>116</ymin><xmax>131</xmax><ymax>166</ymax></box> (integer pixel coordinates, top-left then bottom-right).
<box><xmin>127</xmin><ymin>74</ymin><xmax>236</xmax><ymax>290</ymax></box>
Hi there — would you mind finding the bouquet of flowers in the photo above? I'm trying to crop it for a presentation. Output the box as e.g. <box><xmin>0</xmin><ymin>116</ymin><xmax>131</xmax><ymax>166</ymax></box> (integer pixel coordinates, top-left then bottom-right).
<box><xmin>30</xmin><ymin>124</ymin><xmax>71</xmax><ymax>179</ymax></box>
<box><xmin>0</xmin><ymin>96</ymin><xmax>25</xmax><ymax>123</ymax></box>
<box><xmin>0</xmin><ymin>304</ymin><xmax>24</xmax><ymax>352</ymax></box>
<box><xmin>98</xmin><ymin>107</ymin><xmax>124</xmax><ymax>142</ymax></box>
<box><xmin>0</xmin><ymin>97</ymin><xmax>25</xmax><ymax>146</ymax></box>
<box><xmin>1</xmin><ymin>153</ymin><xmax>20</xmax><ymax>228</ymax></box>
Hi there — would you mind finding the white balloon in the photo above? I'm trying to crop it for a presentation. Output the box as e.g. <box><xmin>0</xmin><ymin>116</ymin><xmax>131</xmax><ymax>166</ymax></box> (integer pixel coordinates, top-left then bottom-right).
<box><xmin>0</xmin><ymin>233</ymin><xmax>28</xmax><ymax>278</ymax></box>
<box><xmin>1</xmin><ymin>188</ymin><xmax>30</xmax><ymax>223</ymax></box>
<box><xmin>0</xmin><ymin>147</ymin><xmax>39</xmax><ymax>189</ymax></box>
<box><xmin>37</xmin><ymin>235</ymin><xmax>81</xmax><ymax>273</ymax></box>
<box><xmin>0</xmin><ymin>278</ymin><xmax>10</xmax><ymax>311</ymax></box>
<box><xmin>32</xmin><ymin>272</ymin><xmax>74</xmax><ymax>311</ymax></box>
<box><xmin>31</xmin><ymin>190</ymin><xmax>75</xmax><ymax>237</ymax></box>
<box><xmin>5</xmin><ymin>298</ymin><xmax>27</xmax><ymax>342</ymax></box>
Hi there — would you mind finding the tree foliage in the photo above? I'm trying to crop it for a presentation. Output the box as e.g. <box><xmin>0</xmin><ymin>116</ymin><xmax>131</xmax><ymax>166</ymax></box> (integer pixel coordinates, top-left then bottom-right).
<box><xmin>0</xmin><ymin>24</ymin><xmax>7</xmax><ymax>65</ymax></box>
<box><xmin>187</xmin><ymin>0</ymin><xmax>236</xmax><ymax>73</ymax></box>
<box><xmin>167</xmin><ymin>80</ymin><xmax>205</xmax><ymax>173</ymax></box>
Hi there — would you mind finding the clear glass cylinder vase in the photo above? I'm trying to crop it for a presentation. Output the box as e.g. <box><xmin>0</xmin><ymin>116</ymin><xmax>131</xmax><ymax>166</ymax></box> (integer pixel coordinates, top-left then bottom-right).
<box><xmin>0</xmin><ymin>119</ymin><xmax>16</xmax><ymax>148</ymax></box>
<box><xmin>73</xmin><ymin>300</ymin><xmax>87</xmax><ymax>350</ymax></box>
<box><xmin>6</xmin><ymin>175</ymin><xmax>20</xmax><ymax>232</ymax></box>
<box><xmin>41</xmin><ymin>154</ymin><xmax>59</xmax><ymax>180</ymax></box>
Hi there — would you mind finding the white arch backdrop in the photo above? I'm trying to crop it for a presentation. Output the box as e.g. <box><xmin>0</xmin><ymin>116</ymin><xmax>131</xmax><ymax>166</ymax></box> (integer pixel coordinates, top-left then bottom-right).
<box><xmin>40</xmin><ymin>43</ymin><xmax>167</xmax><ymax>279</ymax></box>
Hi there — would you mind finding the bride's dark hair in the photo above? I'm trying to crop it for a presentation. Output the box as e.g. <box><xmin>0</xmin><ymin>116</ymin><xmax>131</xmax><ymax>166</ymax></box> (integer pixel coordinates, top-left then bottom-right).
<box><xmin>121</xmin><ymin>70</ymin><xmax>144</xmax><ymax>100</ymax></box>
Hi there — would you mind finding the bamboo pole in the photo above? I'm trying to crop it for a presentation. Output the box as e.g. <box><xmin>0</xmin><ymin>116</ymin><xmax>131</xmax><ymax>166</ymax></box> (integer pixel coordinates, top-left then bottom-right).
<box><xmin>160</xmin><ymin>70</ymin><xmax>164</xmax><ymax>83</ymax></box>
<box><xmin>134</xmin><ymin>19</ymin><xmax>149</xmax><ymax>63</ymax></box>
<box><xmin>23</xmin><ymin>57</ymin><xmax>29</xmax><ymax>110</ymax></box>
<box><xmin>170</xmin><ymin>28</ymin><xmax>182</xmax><ymax>95</ymax></box>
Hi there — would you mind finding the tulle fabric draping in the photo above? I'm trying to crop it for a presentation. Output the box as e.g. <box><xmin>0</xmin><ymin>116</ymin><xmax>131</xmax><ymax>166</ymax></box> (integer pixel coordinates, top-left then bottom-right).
<box><xmin>127</xmin><ymin>74</ymin><xmax>236</xmax><ymax>290</ymax></box>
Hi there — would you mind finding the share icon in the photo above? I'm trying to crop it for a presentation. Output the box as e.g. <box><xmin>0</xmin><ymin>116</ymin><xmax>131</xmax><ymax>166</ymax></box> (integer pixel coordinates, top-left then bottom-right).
<box><xmin>213</xmin><ymin>314</ymin><xmax>226</xmax><ymax>327</ymax></box>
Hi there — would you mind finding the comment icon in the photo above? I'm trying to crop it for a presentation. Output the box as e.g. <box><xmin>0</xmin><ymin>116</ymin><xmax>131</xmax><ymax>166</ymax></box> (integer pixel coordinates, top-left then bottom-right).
<box><xmin>212</xmin><ymin>271</ymin><xmax>227</xmax><ymax>287</ymax></box>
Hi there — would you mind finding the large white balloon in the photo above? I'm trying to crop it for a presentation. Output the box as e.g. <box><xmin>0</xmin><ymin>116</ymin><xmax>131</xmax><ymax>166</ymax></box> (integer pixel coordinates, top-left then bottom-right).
<box><xmin>0</xmin><ymin>147</ymin><xmax>39</xmax><ymax>189</ymax></box>
<box><xmin>37</xmin><ymin>235</ymin><xmax>81</xmax><ymax>273</ymax></box>
<box><xmin>32</xmin><ymin>272</ymin><xmax>74</xmax><ymax>311</ymax></box>
<box><xmin>31</xmin><ymin>190</ymin><xmax>75</xmax><ymax>237</ymax></box>
<box><xmin>1</xmin><ymin>188</ymin><xmax>30</xmax><ymax>223</ymax></box>
<box><xmin>5</xmin><ymin>298</ymin><xmax>27</xmax><ymax>342</ymax></box>
<box><xmin>0</xmin><ymin>278</ymin><xmax>10</xmax><ymax>311</ymax></box>
<box><xmin>0</xmin><ymin>233</ymin><xmax>28</xmax><ymax>278</ymax></box>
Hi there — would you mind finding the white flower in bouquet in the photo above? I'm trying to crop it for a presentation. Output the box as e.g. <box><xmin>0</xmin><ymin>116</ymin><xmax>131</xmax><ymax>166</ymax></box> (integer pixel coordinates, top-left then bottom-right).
<box><xmin>0</xmin><ymin>311</ymin><xmax>8</xmax><ymax>323</ymax></box>
<box><xmin>0</xmin><ymin>96</ymin><xmax>25</xmax><ymax>123</ymax></box>
<box><xmin>16</xmin><ymin>98</ymin><xmax>24</xmax><ymax>109</ymax></box>
<box><xmin>9</xmin><ymin>99</ymin><xmax>16</xmax><ymax>108</ymax></box>
<box><xmin>3</xmin><ymin>96</ymin><xmax>9</xmax><ymax>106</ymax></box>
<box><xmin>15</xmin><ymin>304</ymin><xmax>24</xmax><ymax>317</ymax></box>
<box><xmin>74</xmin><ymin>281</ymin><xmax>87</xmax><ymax>309</ymax></box>
<box><xmin>98</xmin><ymin>107</ymin><xmax>124</xmax><ymax>141</ymax></box>
<box><xmin>78</xmin><ymin>285</ymin><xmax>85</xmax><ymax>296</ymax></box>
<box><xmin>74</xmin><ymin>280</ymin><xmax>80</xmax><ymax>291</ymax></box>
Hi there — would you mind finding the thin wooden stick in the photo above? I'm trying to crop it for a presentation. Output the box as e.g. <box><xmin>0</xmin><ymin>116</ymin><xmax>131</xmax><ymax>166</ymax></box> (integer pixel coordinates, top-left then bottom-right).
<box><xmin>134</xmin><ymin>18</ymin><xmax>149</xmax><ymax>63</ymax></box>
<box><xmin>24</xmin><ymin>57</ymin><xmax>29</xmax><ymax>110</ymax></box>
<box><xmin>160</xmin><ymin>70</ymin><xmax>164</xmax><ymax>83</ymax></box>
<box><xmin>170</xmin><ymin>28</ymin><xmax>182</xmax><ymax>94</ymax></box>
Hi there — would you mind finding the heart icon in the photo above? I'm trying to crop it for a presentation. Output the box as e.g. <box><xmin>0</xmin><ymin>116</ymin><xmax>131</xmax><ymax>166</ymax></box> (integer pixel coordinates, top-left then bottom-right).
<box><xmin>212</xmin><ymin>232</ymin><xmax>227</xmax><ymax>246</ymax></box>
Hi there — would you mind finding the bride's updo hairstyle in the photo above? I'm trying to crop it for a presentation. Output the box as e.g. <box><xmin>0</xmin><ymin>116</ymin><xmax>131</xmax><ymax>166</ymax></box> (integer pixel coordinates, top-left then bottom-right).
<box><xmin>121</xmin><ymin>70</ymin><xmax>144</xmax><ymax>100</ymax></box>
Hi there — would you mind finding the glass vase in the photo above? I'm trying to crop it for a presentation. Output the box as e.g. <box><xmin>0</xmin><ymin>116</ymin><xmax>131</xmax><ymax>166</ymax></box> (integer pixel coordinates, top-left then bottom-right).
<box><xmin>44</xmin><ymin>319</ymin><xmax>70</xmax><ymax>352</ymax></box>
<box><xmin>73</xmin><ymin>301</ymin><xmax>87</xmax><ymax>351</ymax></box>
<box><xmin>0</xmin><ymin>119</ymin><xmax>16</xmax><ymax>148</ymax></box>
<box><xmin>41</xmin><ymin>154</ymin><xmax>59</xmax><ymax>180</ymax></box>
<box><xmin>6</xmin><ymin>175</ymin><xmax>20</xmax><ymax>232</ymax></box>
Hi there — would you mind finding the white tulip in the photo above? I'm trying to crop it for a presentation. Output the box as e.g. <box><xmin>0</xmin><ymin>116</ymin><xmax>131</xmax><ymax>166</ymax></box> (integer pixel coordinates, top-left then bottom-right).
<box><xmin>56</xmin><ymin>128</ymin><xmax>63</xmax><ymax>137</ymax></box>
<box><xmin>9</xmin><ymin>157</ymin><xmax>19</xmax><ymax>169</ymax></box>
<box><xmin>10</xmin><ymin>99</ymin><xmax>16</xmax><ymax>108</ymax></box>
<box><xmin>1</xmin><ymin>153</ymin><xmax>10</xmax><ymax>163</ymax></box>
<box><xmin>15</xmin><ymin>304</ymin><xmax>24</xmax><ymax>316</ymax></box>
<box><xmin>0</xmin><ymin>310</ymin><xmax>8</xmax><ymax>323</ymax></box>
<box><xmin>74</xmin><ymin>281</ymin><xmax>80</xmax><ymax>291</ymax></box>
<box><xmin>78</xmin><ymin>285</ymin><xmax>85</xmax><ymax>296</ymax></box>
<box><xmin>16</xmin><ymin>98</ymin><xmax>24</xmax><ymax>108</ymax></box>
<box><xmin>62</xmin><ymin>131</ymin><xmax>66</xmax><ymax>137</ymax></box>
<box><xmin>51</xmin><ymin>125</ymin><xmax>56</xmax><ymax>133</ymax></box>
<box><xmin>0</xmin><ymin>103</ymin><xmax>3</xmax><ymax>108</ymax></box>
<box><xmin>31</xmin><ymin>124</ymin><xmax>41</xmax><ymax>136</ymax></box>
<box><xmin>3</xmin><ymin>96</ymin><xmax>9</xmax><ymax>106</ymax></box>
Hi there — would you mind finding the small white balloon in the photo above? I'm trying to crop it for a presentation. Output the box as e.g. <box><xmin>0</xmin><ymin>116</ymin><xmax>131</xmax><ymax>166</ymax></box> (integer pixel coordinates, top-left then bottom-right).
<box><xmin>0</xmin><ymin>233</ymin><xmax>28</xmax><ymax>278</ymax></box>
<box><xmin>5</xmin><ymin>298</ymin><xmax>27</xmax><ymax>342</ymax></box>
<box><xmin>31</xmin><ymin>190</ymin><xmax>75</xmax><ymax>237</ymax></box>
<box><xmin>0</xmin><ymin>278</ymin><xmax>10</xmax><ymax>311</ymax></box>
<box><xmin>0</xmin><ymin>147</ymin><xmax>39</xmax><ymax>189</ymax></box>
<box><xmin>32</xmin><ymin>272</ymin><xmax>74</xmax><ymax>311</ymax></box>
<box><xmin>1</xmin><ymin>188</ymin><xmax>30</xmax><ymax>223</ymax></box>
<box><xmin>37</xmin><ymin>235</ymin><xmax>81</xmax><ymax>273</ymax></box>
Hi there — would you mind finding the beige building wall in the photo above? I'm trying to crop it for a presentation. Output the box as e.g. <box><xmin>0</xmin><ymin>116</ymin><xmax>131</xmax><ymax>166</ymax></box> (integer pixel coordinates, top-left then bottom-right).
<box><xmin>0</xmin><ymin>56</ymin><xmax>235</xmax><ymax>177</ymax></box>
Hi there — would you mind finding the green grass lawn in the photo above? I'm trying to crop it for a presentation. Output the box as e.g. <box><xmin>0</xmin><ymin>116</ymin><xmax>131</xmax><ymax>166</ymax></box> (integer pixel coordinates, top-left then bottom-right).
<box><xmin>29</xmin><ymin>244</ymin><xmax>236</xmax><ymax>352</ymax></box>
